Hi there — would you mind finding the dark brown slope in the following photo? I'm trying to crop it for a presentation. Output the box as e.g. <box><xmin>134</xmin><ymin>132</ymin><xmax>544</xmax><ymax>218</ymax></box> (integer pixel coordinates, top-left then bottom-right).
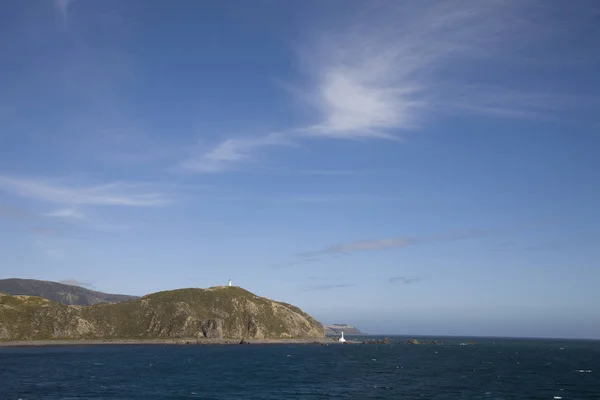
<box><xmin>0</xmin><ymin>278</ymin><xmax>137</xmax><ymax>306</ymax></box>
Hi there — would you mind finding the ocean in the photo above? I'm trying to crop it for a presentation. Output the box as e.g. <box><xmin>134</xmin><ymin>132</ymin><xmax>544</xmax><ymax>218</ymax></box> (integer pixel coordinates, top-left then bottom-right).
<box><xmin>1</xmin><ymin>336</ymin><xmax>599</xmax><ymax>399</ymax></box>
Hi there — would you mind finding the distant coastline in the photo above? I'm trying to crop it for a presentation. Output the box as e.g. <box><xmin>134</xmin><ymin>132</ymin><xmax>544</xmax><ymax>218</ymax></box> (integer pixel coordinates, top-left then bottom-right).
<box><xmin>324</xmin><ymin>324</ymin><xmax>363</xmax><ymax>336</ymax></box>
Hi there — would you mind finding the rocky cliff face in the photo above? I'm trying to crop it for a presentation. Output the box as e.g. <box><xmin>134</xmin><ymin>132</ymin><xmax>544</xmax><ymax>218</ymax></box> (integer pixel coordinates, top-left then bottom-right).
<box><xmin>0</xmin><ymin>278</ymin><xmax>137</xmax><ymax>306</ymax></box>
<box><xmin>0</xmin><ymin>287</ymin><xmax>324</xmax><ymax>341</ymax></box>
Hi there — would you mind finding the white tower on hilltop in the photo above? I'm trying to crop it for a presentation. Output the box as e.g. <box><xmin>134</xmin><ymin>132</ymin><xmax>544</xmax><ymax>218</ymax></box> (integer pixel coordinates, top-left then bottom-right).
<box><xmin>339</xmin><ymin>331</ymin><xmax>346</xmax><ymax>343</ymax></box>
<box><xmin>228</xmin><ymin>279</ymin><xmax>232</xmax><ymax>287</ymax></box>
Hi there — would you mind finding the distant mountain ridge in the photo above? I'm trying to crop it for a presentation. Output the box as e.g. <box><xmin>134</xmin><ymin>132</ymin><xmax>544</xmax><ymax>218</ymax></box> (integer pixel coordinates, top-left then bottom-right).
<box><xmin>0</xmin><ymin>286</ymin><xmax>324</xmax><ymax>341</ymax></box>
<box><xmin>324</xmin><ymin>324</ymin><xmax>363</xmax><ymax>335</ymax></box>
<box><xmin>0</xmin><ymin>278</ymin><xmax>137</xmax><ymax>306</ymax></box>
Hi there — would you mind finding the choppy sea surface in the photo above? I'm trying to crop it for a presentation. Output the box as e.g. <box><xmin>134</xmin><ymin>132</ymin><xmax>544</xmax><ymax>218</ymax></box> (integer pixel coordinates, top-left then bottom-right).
<box><xmin>1</xmin><ymin>336</ymin><xmax>599</xmax><ymax>399</ymax></box>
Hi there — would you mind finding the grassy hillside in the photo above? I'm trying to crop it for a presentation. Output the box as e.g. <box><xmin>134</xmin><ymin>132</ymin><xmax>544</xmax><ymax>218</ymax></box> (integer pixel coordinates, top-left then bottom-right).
<box><xmin>0</xmin><ymin>286</ymin><xmax>324</xmax><ymax>341</ymax></box>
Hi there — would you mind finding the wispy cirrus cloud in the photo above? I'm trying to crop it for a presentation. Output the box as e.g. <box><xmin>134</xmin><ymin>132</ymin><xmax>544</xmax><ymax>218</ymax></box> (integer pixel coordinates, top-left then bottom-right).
<box><xmin>298</xmin><ymin>236</ymin><xmax>417</xmax><ymax>258</ymax></box>
<box><xmin>42</xmin><ymin>207</ymin><xmax>134</xmax><ymax>232</ymax></box>
<box><xmin>296</xmin><ymin>225</ymin><xmax>539</xmax><ymax>258</ymax></box>
<box><xmin>494</xmin><ymin>239</ymin><xmax>573</xmax><ymax>253</ymax></box>
<box><xmin>389</xmin><ymin>276</ymin><xmax>422</xmax><ymax>285</ymax></box>
<box><xmin>26</xmin><ymin>226</ymin><xmax>63</xmax><ymax>237</ymax></box>
<box><xmin>180</xmin><ymin>1</ymin><xmax>589</xmax><ymax>173</ymax></box>
<box><xmin>300</xmin><ymin>0</ymin><xmax>599</xmax><ymax>138</ymax></box>
<box><xmin>275</xmin><ymin>257</ymin><xmax>321</xmax><ymax>268</ymax></box>
<box><xmin>303</xmin><ymin>283</ymin><xmax>356</xmax><ymax>292</ymax></box>
<box><xmin>271</xmin><ymin>193</ymin><xmax>401</xmax><ymax>205</ymax></box>
<box><xmin>59</xmin><ymin>278</ymin><xmax>95</xmax><ymax>289</ymax></box>
<box><xmin>55</xmin><ymin>0</ymin><xmax>75</xmax><ymax>19</ymax></box>
<box><xmin>0</xmin><ymin>175</ymin><xmax>173</xmax><ymax>207</ymax></box>
<box><xmin>44</xmin><ymin>208</ymin><xmax>86</xmax><ymax>219</ymax></box>
<box><xmin>0</xmin><ymin>204</ymin><xmax>78</xmax><ymax>237</ymax></box>
<box><xmin>179</xmin><ymin>133</ymin><xmax>292</xmax><ymax>173</ymax></box>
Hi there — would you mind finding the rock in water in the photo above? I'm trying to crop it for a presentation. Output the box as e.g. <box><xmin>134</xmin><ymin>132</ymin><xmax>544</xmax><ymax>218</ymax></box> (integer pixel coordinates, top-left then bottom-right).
<box><xmin>0</xmin><ymin>286</ymin><xmax>324</xmax><ymax>341</ymax></box>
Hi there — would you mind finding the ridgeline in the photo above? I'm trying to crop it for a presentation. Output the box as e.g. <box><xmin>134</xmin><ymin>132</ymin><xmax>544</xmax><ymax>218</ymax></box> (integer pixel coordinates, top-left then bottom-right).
<box><xmin>0</xmin><ymin>278</ymin><xmax>137</xmax><ymax>306</ymax></box>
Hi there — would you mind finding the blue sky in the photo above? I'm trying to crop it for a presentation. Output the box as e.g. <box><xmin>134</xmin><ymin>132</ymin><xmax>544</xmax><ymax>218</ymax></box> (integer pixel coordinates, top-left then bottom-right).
<box><xmin>1</xmin><ymin>0</ymin><xmax>599</xmax><ymax>339</ymax></box>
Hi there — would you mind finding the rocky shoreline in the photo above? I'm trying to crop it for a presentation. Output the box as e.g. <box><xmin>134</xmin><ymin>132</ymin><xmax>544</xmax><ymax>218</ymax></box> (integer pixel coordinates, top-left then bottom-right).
<box><xmin>0</xmin><ymin>338</ymin><xmax>342</xmax><ymax>347</ymax></box>
<box><xmin>0</xmin><ymin>337</ymin><xmax>453</xmax><ymax>347</ymax></box>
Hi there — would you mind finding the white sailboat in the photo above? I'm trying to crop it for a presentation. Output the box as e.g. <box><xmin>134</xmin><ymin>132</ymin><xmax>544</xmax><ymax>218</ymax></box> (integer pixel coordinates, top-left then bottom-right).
<box><xmin>339</xmin><ymin>331</ymin><xmax>346</xmax><ymax>343</ymax></box>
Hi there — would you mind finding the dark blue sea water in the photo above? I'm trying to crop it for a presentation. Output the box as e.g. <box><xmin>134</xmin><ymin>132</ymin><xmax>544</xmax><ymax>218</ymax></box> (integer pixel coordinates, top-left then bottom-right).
<box><xmin>1</xmin><ymin>336</ymin><xmax>599</xmax><ymax>399</ymax></box>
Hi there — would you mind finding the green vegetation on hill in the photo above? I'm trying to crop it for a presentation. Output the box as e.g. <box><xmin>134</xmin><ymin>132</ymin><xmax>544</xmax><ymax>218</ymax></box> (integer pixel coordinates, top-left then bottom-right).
<box><xmin>0</xmin><ymin>286</ymin><xmax>324</xmax><ymax>341</ymax></box>
<box><xmin>0</xmin><ymin>278</ymin><xmax>137</xmax><ymax>306</ymax></box>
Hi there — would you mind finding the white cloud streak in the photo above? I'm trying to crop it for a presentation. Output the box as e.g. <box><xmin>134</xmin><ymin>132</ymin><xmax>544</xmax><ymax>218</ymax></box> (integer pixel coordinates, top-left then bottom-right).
<box><xmin>55</xmin><ymin>0</ymin><xmax>75</xmax><ymax>19</ymax></box>
<box><xmin>296</xmin><ymin>226</ymin><xmax>516</xmax><ymax>258</ymax></box>
<box><xmin>182</xmin><ymin>1</ymin><xmax>580</xmax><ymax>173</ymax></box>
<box><xmin>59</xmin><ymin>278</ymin><xmax>95</xmax><ymax>288</ymax></box>
<box><xmin>0</xmin><ymin>176</ymin><xmax>172</xmax><ymax>207</ymax></box>
<box><xmin>179</xmin><ymin>133</ymin><xmax>293</xmax><ymax>173</ymax></box>
<box><xmin>42</xmin><ymin>208</ymin><xmax>129</xmax><ymax>231</ymax></box>
<box><xmin>45</xmin><ymin>208</ymin><xmax>86</xmax><ymax>219</ymax></box>
<box><xmin>300</xmin><ymin>0</ymin><xmax>557</xmax><ymax>138</ymax></box>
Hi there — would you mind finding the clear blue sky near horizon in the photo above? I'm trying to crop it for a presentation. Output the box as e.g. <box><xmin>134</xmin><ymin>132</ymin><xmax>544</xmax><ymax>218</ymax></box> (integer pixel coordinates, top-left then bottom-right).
<box><xmin>1</xmin><ymin>0</ymin><xmax>599</xmax><ymax>339</ymax></box>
